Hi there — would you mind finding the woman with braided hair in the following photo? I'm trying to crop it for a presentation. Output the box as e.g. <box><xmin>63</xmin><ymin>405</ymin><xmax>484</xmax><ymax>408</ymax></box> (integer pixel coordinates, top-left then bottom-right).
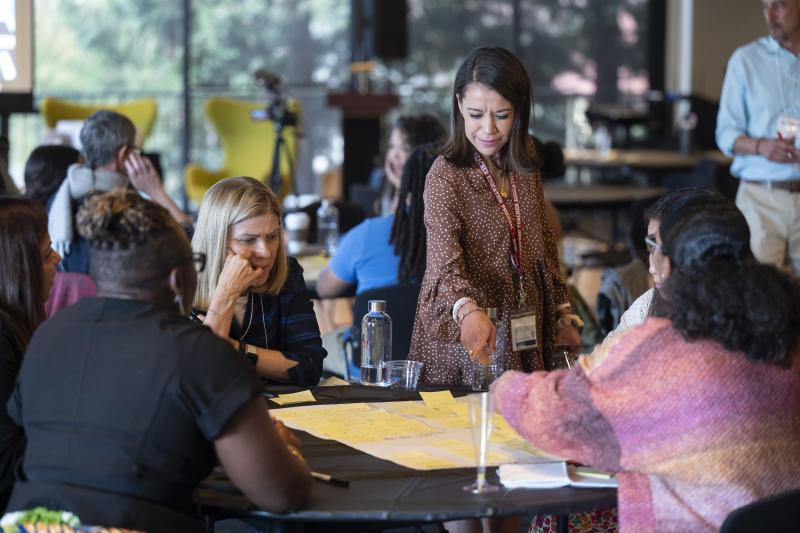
<box><xmin>7</xmin><ymin>189</ymin><xmax>310</xmax><ymax>531</ymax></box>
<box><xmin>317</xmin><ymin>143</ymin><xmax>439</xmax><ymax>297</ymax></box>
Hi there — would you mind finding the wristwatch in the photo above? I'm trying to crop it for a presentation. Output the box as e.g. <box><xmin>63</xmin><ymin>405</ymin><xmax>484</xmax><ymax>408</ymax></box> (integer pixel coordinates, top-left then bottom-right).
<box><xmin>240</xmin><ymin>342</ymin><xmax>259</xmax><ymax>365</ymax></box>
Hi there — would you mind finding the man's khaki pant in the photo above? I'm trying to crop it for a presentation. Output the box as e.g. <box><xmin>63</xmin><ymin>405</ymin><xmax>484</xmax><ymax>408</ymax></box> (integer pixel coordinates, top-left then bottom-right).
<box><xmin>736</xmin><ymin>180</ymin><xmax>800</xmax><ymax>275</ymax></box>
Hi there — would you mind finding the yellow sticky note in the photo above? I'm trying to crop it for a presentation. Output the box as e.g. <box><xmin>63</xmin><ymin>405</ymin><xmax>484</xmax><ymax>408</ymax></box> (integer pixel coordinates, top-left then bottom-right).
<box><xmin>271</xmin><ymin>390</ymin><xmax>317</xmax><ymax>405</ymax></box>
<box><xmin>420</xmin><ymin>390</ymin><xmax>457</xmax><ymax>410</ymax></box>
<box><xmin>319</xmin><ymin>376</ymin><xmax>351</xmax><ymax>387</ymax></box>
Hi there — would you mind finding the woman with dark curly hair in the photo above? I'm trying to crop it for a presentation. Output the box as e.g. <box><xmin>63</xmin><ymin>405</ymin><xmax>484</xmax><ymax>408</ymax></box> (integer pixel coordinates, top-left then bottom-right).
<box><xmin>494</xmin><ymin>197</ymin><xmax>800</xmax><ymax>532</ymax></box>
<box><xmin>7</xmin><ymin>190</ymin><xmax>310</xmax><ymax>530</ymax></box>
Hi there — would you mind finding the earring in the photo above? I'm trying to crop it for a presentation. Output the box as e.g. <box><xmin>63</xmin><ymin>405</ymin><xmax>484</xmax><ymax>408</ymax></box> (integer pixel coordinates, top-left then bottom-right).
<box><xmin>175</xmin><ymin>294</ymin><xmax>191</xmax><ymax>316</ymax></box>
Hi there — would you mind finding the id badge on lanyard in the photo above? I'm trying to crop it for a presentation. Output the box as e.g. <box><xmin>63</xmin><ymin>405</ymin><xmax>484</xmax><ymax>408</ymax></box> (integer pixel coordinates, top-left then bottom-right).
<box><xmin>474</xmin><ymin>152</ymin><xmax>538</xmax><ymax>352</ymax></box>
<box><xmin>510</xmin><ymin>306</ymin><xmax>537</xmax><ymax>351</ymax></box>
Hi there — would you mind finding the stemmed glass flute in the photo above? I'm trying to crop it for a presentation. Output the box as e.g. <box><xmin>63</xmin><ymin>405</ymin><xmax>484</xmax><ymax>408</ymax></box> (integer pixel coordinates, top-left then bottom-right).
<box><xmin>463</xmin><ymin>392</ymin><xmax>500</xmax><ymax>494</ymax></box>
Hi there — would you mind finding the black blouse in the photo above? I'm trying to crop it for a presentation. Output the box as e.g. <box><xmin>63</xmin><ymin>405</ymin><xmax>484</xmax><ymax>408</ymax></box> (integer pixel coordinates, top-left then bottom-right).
<box><xmin>0</xmin><ymin>311</ymin><xmax>25</xmax><ymax>512</ymax></box>
<box><xmin>7</xmin><ymin>298</ymin><xmax>261</xmax><ymax>531</ymax></box>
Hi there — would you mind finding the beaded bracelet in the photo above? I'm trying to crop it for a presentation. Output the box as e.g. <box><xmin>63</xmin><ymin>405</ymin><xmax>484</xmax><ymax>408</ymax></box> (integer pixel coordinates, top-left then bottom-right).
<box><xmin>458</xmin><ymin>306</ymin><xmax>486</xmax><ymax>327</ymax></box>
<box><xmin>452</xmin><ymin>297</ymin><xmax>476</xmax><ymax>322</ymax></box>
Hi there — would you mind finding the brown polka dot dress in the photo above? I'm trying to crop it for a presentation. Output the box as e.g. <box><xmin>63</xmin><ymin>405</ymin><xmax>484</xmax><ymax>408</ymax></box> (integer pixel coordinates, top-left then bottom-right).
<box><xmin>409</xmin><ymin>154</ymin><xmax>569</xmax><ymax>386</ymax></box>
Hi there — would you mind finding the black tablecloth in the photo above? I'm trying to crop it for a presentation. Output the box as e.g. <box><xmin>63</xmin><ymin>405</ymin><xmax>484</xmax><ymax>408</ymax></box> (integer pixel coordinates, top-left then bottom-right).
<box><xmin>197</xmin><ymin>385</ymin><xmax>617</xmax><ymax>526</ymax></box>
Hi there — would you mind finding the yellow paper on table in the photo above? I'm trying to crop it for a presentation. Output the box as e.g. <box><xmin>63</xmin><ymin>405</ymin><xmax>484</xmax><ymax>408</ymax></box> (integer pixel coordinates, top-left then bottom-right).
<box><xmin>271</xmin><ymin>390</ymin><xmax>317</xmax><ymax>405</ymax></box>
<box><xmin>389</xmin><ymin>450</ymin><xmax>459</xmax><ymax>470</ymax></box>
<box><xmin>420</xmin><ymin>391</ymin><xmax>457</xmax><ymax>410</ymax></box>
<box><xmin>319</xmin><ymin>376</ymin><xmax>351</xmax><ymax>387</ymax></box>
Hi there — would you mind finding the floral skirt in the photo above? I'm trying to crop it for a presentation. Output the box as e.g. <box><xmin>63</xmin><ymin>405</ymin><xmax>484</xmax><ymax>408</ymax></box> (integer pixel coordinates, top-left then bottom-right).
<box><xmin>528</xmin><ymin>508</ymin><xmax>618</xmax><ymax>533</ymax></box>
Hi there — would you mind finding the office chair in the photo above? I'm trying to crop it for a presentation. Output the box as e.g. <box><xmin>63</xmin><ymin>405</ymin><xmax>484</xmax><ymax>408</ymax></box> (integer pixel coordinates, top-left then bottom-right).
<box><xmin>339</xmin><ymin>282</ymin><xmax>421</xmax><ymax>380</ymax></box>
<box><xmin>40</xmin><ymin>96</ymin><xmax>158</xmax><ymax>148</ymax></box>
<box><xmin>184</xmin><ymin>97</ymin><xmax>301</xmax><ymax>205</ymax></box>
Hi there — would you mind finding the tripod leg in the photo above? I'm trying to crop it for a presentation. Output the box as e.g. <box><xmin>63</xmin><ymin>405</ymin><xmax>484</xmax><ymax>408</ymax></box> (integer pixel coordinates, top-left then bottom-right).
<box><xmin>269</xmin><ymin>131</ymin><xmax>284</xmax><ymax>195</ymax></box>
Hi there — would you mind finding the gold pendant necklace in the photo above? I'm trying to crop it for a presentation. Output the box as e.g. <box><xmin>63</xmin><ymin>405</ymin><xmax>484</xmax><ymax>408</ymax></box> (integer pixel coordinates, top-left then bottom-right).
<box><xmin>492</xmin><ymin>161</ymin><xmax>508</xmax><ymax>198</ymax></box>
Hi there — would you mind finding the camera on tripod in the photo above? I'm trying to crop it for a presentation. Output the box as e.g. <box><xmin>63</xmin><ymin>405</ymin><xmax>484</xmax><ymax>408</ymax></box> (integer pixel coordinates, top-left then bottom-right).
<box><xmin>252</xmin><ymin>69</ymin><xmax>299</xmax><ymax>127</ymax></box>
<box><xmin>252</xmin><ymin>69</ymin><xmax>299</xmax><ymax>195</ymax></box>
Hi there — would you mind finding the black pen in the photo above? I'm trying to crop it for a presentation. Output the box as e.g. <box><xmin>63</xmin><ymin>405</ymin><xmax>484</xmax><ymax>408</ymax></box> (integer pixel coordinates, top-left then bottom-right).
<box><xmin>311</xmin><ymin>471</ymin><xmax>349</xmax><ymax>487</ymax></box>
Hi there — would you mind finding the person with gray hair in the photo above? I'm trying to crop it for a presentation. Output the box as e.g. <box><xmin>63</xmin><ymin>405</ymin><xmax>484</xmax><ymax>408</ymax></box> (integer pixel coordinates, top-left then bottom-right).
<box><xmin>47</xmin><ymin>109</ymin><xmax>189</xmax><ymax>274</ymax></box>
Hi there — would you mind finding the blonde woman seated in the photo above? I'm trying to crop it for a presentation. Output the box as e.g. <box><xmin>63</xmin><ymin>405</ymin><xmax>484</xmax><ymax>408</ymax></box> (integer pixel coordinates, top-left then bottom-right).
<box><xmin>192</xmin><ymin>177</ymin><xmax>326</xmax><ymax>385</ymax></box>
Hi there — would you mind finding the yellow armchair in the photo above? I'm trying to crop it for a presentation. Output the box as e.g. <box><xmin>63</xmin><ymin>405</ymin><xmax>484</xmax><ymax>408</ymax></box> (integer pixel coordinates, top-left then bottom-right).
<box><xmin>40</xmin><ymin>97</ymin><xmax>158</xmax><ymax>148</ymax></box>
<box><xmin>184</xmin><ymin>97</ymin><xmax>300</xmax><ymax>205</ymax></box>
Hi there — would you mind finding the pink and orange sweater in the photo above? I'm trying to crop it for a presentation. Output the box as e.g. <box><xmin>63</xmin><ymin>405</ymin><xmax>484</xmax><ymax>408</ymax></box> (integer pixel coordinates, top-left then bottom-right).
<box><xmin>494</xmin><ymin>317</ymin><xmax>800</xmax><ymax>532</ymax></box>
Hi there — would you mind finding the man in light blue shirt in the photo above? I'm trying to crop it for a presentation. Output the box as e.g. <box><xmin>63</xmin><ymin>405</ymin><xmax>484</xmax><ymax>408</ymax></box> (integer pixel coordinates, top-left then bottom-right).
<box><xmin>716</xmin><ymin>0</ymin><xmax>800</xmax><ymax>275</ymax></box>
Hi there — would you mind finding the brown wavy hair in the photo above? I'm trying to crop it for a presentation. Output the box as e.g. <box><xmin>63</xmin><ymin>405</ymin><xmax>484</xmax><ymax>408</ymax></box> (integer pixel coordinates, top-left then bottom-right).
<box><xmin>0</xmin><ymin>197</ymin><xmax>49</xmax><ymax>351</ymax></box>
<box><xmin>441</xmin><ymin>46</ymin><xmax>537</xmax><ymax>173</ymax></box>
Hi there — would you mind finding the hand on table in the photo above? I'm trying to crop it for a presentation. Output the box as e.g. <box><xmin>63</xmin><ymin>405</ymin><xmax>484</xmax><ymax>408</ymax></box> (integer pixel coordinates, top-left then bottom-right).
<box><xmin>460</xmin><ymin>309</ymin><xmax>496</xmax><ymax>366</ymax></box>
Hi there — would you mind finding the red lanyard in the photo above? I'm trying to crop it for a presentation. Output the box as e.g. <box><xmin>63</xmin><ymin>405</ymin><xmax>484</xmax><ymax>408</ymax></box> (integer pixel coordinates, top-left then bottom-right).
<box><xmin>473</xmin><ymin>152</ymin><xmax>524</xmax><ymax>277</ymax></box>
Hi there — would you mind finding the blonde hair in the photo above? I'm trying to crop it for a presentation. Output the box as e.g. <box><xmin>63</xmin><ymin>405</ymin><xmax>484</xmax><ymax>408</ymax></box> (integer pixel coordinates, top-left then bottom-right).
<box><xmin>192</xmin><ymin>176</ymin><xmax>288</xmax><ymax>310</ymax></box>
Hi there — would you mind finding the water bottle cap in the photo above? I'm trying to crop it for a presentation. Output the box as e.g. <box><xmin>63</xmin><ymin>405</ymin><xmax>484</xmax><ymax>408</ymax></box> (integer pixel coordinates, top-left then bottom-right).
<box><xmin>368</xmin><ymin>300</ymin><xmax>387</xmax><ymax>313</ymax></box>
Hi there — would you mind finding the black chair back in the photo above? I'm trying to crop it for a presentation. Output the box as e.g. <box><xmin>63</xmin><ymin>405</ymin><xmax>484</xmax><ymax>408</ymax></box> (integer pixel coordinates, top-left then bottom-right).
<box><xmin>345</xmin><ymin>281</ymin><xmax>422</xmax><ymax>372</ymax></box>
<box><xmin>720</xmin><ymin>489</ymin><xmax>800</xmax><ymax>533</ymax></box>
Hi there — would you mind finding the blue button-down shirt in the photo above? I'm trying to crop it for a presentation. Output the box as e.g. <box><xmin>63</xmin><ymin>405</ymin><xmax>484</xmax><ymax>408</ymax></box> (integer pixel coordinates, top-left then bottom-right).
<box><xmin>717</xmin><ymin>36</ymin><xmax>800</xmax><ymax>181</ymax></box>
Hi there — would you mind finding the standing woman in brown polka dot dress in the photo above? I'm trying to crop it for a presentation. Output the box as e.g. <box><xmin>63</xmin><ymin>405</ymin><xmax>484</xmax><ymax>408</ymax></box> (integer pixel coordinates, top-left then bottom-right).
<box><xmin>409</xmin><ymin>47</ymin><xmax>581</xmax><ymax>386</ymax></box>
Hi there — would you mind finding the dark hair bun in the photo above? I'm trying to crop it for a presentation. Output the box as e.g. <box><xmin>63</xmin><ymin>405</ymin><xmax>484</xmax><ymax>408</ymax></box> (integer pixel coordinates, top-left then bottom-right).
<box><xmin>76</xmin><ymin>188</ymin><xmax>172</xmax><ymax>250</ymax></box>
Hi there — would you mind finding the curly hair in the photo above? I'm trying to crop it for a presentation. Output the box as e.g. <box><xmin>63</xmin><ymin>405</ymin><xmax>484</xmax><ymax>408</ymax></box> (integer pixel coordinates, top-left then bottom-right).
<box><xmin>76</xmin><ymin>189</ymin><xmax>187</xmax><ymax>290</ymax></box>
<box><xmin>389</xmin><ymin>143</ymin><xmax>438</xmax><ymax>283</ymax></box>
<box><xmin>666</xmin><ymin>262</ymin><xmax>800</xmax><ymax>367</ymax></box>
<box><xmin>660</xmin><ymin>201</ymin><xmax>800</xmax><ymax>367</ymax></box>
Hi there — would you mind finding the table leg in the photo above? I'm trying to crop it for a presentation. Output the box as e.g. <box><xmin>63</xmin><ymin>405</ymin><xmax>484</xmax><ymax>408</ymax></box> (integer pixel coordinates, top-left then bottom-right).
<box><xmin>556</xmin><ymin>514</ymin><xmax>569</xmax><ymax>533</ymax></box>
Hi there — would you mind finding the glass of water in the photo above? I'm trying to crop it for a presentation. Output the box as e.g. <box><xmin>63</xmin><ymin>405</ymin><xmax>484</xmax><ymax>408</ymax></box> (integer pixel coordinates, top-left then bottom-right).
<box><xmin>463</xmin><ymin>392</ymin><xmax>500</xmax><ymax>494</ymax></box>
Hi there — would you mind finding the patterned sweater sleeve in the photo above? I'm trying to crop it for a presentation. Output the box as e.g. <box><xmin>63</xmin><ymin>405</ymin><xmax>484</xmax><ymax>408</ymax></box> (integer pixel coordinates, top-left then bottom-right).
<box><xmin>422</xmin><ymin>158</ymin><xmax>484</xmax><ymax>323</ymax></box>
<box><xmin>494</xmin><ymin>366</ymin><xmax>622</xmax><ymax>472</ymax></box>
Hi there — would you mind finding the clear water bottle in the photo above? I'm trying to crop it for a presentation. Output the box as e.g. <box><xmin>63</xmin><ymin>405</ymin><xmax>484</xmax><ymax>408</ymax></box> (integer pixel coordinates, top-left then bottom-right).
<box><xmin>316</xmin><ymin>199</ymin><xmax>339</xmax><ymax>256</ymax></box>
<box><xmin>360</xmin><ymin>300</ymin><xmax>392</xmax><ymax>386</ymax></box>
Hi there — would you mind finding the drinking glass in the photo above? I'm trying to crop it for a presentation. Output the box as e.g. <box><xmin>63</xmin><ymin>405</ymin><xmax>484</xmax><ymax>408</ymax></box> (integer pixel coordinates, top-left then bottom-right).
<box><xmin>463</xmin><ymin>392</ymin><xmax>500</xmax><ymax>494</ymax></box>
